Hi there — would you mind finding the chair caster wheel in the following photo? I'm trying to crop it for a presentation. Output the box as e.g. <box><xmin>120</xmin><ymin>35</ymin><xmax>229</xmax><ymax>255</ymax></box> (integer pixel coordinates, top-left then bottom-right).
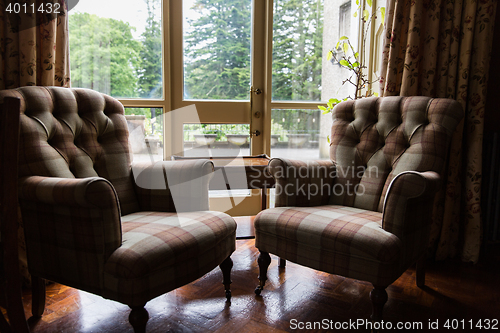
<box><xmin>255</xmin><ymin>286</ymin><xmax>263</xmax><ymax>295</ymax></box>
<box><xmin>225</xmin><ymin>290</ymin><xmax>231</xmax><ymax>301</ymax></box>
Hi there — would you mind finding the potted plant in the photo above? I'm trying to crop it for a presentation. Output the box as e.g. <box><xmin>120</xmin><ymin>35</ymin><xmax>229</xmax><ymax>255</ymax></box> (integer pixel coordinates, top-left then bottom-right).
<box><xmin>193</xmin><ymin>127</ymin><xmax>220</xmax><ymax>146</ymax></box>
<box><xmin>287</xmin><ymin>133</ymin><xmax>311</xmax><ymax>148</ymax></box>
<box><xmin>224</xmin><ymin>124</ymin><xmax>250</xmax><ymax>146</ymax></box>
<box><xmin>226</xmin><ymin>134</ymin><xmax>249</xmax><ymax>146</ymax></box>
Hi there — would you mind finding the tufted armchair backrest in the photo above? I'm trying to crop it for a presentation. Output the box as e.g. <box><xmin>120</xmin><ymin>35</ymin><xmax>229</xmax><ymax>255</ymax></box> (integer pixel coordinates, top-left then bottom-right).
<box><xmin>0</xmin><ymin>87</ymin><xmax>139</xmax><ymax>215</ymax></box>
<box><xmin>329</xmin><ymin>96</ymin><xmax>463</xmax><ymax>212</ymax></box>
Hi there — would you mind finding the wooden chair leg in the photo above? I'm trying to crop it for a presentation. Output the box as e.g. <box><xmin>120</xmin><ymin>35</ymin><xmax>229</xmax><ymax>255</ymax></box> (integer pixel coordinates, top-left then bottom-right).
<box><xmin>254</xmin><ymin>251</ymin><xmax>271</xmax><ymax>295</ymax></box>
<box><xmin>6</xmin><ymin>289</ymin><xmax>30</xmax><ymax>333</ymax></box>
<box><xmin>370</xmin><ymin>285</ymin><xmax>388</xmax><ymax>323</ymax></box>
<box><xmin>5</xmin><ymin>268</ymin><xmax>29</xmax><ymax>332</ymax></box>
<box><xmin>0</xmin><ymin>313</ymin><xmax>13</xmax><ymax>333</ymax></box>
<box><xmin>278</xmin><ymin>258</ymin><xmax>286</xmax><ymax>268</ymax></box>
<box><xmin>416</xmin><ymin>254</ymin><xmax>426</xmax><ymax>288</ymax></box>
<box><xmin>31</xmin><ymin>275</ymin><xmax>46</xmax><ymax>318</ymax></box>
<box><xmin>219</xmin><ymin>256</ymin><xmax>233</xmax><ymax>301</ymax></box>
<box><xmin>129</xmin><ymin>305</ymin><xmax>149</xmax><ymax>333</ymax></box>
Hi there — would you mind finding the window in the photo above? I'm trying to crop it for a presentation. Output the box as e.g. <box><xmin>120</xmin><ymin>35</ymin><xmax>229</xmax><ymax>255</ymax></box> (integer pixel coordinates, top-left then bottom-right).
<box><xmin>339</xmin><ymin>2</ymin><xmax>351</xmax><ymax>39</ymax></box>
<box><xmin>124</xmin><ymin>108</ymin><xmax>164</xmax><ymax>162</ymax></box>
<box><xmin>69</xmin><ymin>0</ymin><xmax>384</xmax><ymax>161</ymax></box>
<box><xmin>69</xmin><ymin>0</ymin><xmax>162</xmax><ymax>99</ymax></box>
<box><xmin>69</xmin><ymin>0</ymin><xmax>384</xmax><ymax>214</ymax></box>
<box><xmin>70</xmin><ymin>0</ymin><xmax>164</xmax><ymax>162</ymax></box>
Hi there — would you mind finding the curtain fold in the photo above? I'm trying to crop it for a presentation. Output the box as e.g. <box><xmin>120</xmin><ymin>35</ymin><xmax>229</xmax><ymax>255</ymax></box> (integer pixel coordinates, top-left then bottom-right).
<box><xmin>380</xmin><ymin>0</ymin><xmax>497</xmax><ymax>263</ymax></box>
<box><xmin>0</xmin><ymin>0</ymin><xmax>70</xmax><ymax>285</ymax></box>
<box><xmin>0</xmin><ymin>0</ymin><xmax>70</xmax><ymax>89</ymax></box>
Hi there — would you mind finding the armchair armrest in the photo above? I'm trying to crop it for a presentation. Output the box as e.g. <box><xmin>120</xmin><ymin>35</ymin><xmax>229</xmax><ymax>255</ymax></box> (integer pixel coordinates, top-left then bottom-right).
<box><xmin>18</xmin><ymin>176</ymin><xmax>122</xmax><ymax>291</ymax></box>
<box><xmin>382</xmin><ymin>171</ymin><xmax>441</xmax><ymax>263</ymax></box>
<box><xmin>132</xmin><ymin>159</ymin><xmax>214</xmax><ymax>212</ymax></box>
<box><xmin>268</xmin><ymin>158</ymin><xmax>337</xmax><ymax>207</ymax></box>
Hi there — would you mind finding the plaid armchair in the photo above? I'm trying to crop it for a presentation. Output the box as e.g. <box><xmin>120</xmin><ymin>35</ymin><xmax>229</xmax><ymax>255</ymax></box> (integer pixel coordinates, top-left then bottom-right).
<box><xmin>0</xmin><ymin>87</ymin><xmax>236</xmax><ymax>333</ymax></box>
<box><xmin>254</xmin><ymin>96</ymin><xmax>463</xmax><ymax>322</ymax></box>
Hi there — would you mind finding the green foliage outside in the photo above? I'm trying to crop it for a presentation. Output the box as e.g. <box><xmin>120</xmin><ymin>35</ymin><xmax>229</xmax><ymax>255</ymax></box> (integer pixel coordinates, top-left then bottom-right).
<box><xmin>272</xmin><ymin>0</ymin><xmax>323</xmax><ymax>134</ymax></box>
<box><xmin>69</xmin><ymin>0</ymin><xmax>163</xmax><ymax>140</ymax></box>
<box><xmin>137</xmin><ymin>0</ymin><xmax>162</xmax><ymax>98</ymax></box>
<box><xmin>183</xmin><ymin>124</ymin><xmax>251</xmax><ymax>142</ymax></box>
<box><xmin>184</xmin><ymin>0</ymin><xmax>252</xmax><ymax>100</ymax></box>
<box><xmin>180</xmin><ymin>0</ymin><xmax>324</xmax><ymax>103</ymax></box>
<box><xmin>69</xmin><ymin>12</ymin><xmax>142</xmax><ymax>97</ymax></box>
<box><xmin>272</xmin><ymin>0</ymin><xmax>323</xmax><ymax>102</ymax></box>
<box><xmin>184</xmin><ymin>0</ymin><xmax>323</xmax><ymax>135</ymax></box>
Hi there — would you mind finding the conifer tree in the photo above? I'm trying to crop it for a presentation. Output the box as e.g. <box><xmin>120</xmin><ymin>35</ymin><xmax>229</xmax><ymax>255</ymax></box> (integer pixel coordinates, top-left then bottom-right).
<box><xmin>138</xmin><ymin>0</ymin><xmax>162</xmax><ymax>98</ymax></box>
<box><xmin>184</xmin><ymin>0</ymin><xmax>252</xmax><ymax>100</ymax></box>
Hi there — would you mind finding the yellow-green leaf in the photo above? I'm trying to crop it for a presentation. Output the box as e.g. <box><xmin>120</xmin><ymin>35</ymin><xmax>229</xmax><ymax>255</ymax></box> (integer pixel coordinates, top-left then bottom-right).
<box><xmin>342</xmin><ymin>42</ymin><xmax>348</xmax><ymax>54</ymax></box>
<box><xmin>363</xmin><ymin>9</ymin><xmax>369</xmax><ymax>22</ymax></box>
<box><xmin>353</xmin><ymin>11</ymin><xmax>358</xmax><ymax>18</ymax></box>
<box><xmin>339</xmin><ymin>36</ymin><xmax>348</xmax><ymax>41</ymax></box>
<box><xmin>318</xmin><ymin>105</ymin><xmax>327</xmax><ymax>111</ymax></box>
<box><xmin>381</xmin><ymin>7</ymin><xmax>385</xmax><ymax>22</ymax></box>
<box><xmin>354</xmin><ymin>52</ymin><xmax>359</xmax><ymax>59</ymax></box>
<box><xmin>356</xmin><ymin>0</ymin><xmax>359</xmax><ymax>5</ymax></box>
<box><xmin>352</xmin><ymin>62</ymin><xmax>359</xmax><ymax>68</ymax></box>
<box><xmin>339</xmin><ymin>59</ymin><xmax>349</xmax><ymax>67</ymax></box>
<box><xmin>367</xmin><ymin>0</ymin><xmax>372</xmax><ymax>7</ymax></box>
<box><xmin>327</xmin><ymin>51</ymin><xmax>333</xmax><ymax>61</ymax></box>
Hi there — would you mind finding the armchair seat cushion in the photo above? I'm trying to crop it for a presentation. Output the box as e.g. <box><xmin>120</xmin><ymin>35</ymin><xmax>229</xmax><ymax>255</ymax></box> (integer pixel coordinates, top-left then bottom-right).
<box><xmin>255</xmin><ymin>205</ymin><xmax>403</xmax><ymax>284</ymax></box>
<box><xmin>103</xmin><ymin>210</ymin><xmax>236</xmax><ymax>306</ymax></box>
<box><xmin>105</xmin><ymin>211</ymin><xmax>236</xmax><ymax>280</ymax></box>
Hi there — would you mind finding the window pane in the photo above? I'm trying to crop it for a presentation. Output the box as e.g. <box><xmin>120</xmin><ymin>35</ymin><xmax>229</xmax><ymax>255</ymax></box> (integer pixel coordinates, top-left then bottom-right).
<box><xmin>270</xmin><ymin>109</ymin><xmax>328</xmax><ymax>160</ymax></box>
<box><xmin>322</xmin><ymin>0</ymin><xmax>357</xmax><ymax>103</ymax></box>
<box><xmin>125</xmin><ymin>108</ymin><xmax>164</xmax><ymax>162</ymax></box>
<box><xmin>183</xmin><ymin>124</ymin><xmax>250</xmax><ymax>157</ymax></box>
<box><xmin>69</xmin><ymin>0</ymin><xmax>162</xmax><ymax>98</ymax></box>
<box><xmin>183</xmin><ymin>0</ymin><xmax>252</xmax><ymax>100</ymax></box>
<box><xmin>272</xmin><ymin>0</ymin><xmax>324</xmax><ymax>101</ymax></box>
<box><xmin>272</xmin><ymin>0</ymin><xmax>358</xmax><ymax>102</ymax></box>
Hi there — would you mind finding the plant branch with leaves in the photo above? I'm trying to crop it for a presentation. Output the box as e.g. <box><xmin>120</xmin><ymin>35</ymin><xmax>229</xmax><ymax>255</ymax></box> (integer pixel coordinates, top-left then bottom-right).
<box><xmin>318</xmin><ymin>0</ymin><xmax>385</xmax><ymax>115</ymax></box>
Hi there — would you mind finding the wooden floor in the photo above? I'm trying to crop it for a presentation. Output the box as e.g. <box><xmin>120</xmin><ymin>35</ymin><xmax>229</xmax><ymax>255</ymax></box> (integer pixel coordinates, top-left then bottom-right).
<box><xmin>13</xmin><ymin>239</ymin><xmax>500</xmax><ymax>333</ymax></box>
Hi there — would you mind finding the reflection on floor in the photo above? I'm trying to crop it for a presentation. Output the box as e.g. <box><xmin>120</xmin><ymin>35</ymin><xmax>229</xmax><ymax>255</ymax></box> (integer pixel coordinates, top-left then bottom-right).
<box><xmin>20</xmin><ymin>239</ymin><xmax>500</xmax><ymax>333</ymax></box>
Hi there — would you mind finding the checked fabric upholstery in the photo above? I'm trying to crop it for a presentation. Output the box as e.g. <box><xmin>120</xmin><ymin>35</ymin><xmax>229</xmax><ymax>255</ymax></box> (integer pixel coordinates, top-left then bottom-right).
<box><xmin>0</xmin><ymin>86</ymin><xmax>236</xmax><ymax>332</ymax></box>
<box><xmin>254</xmin><ymin>96</ymin><xmax>463</xmax><ymax>321</ymax></box>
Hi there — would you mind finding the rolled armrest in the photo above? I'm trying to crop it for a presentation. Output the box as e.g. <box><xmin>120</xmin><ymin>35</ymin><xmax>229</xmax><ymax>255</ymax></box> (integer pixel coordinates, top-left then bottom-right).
<box><xmin>18</xmin><ymin>176</ymin><xmax>122</xmax><ymax>287</ymax></box>
<box><xmin>382</xmin><ymin>171</ymin><xmax>441</xmax><ymax>264</ymax></box>
<box><xmin>132</xmin><ymin>159</ymin><xmax>214</xmax><ymax>212</ymax></box>
<box><xmin>19</xmin><ymin>176</ymin><xmax>120</xmax><ymax>209</ymax></box>
<box><xmin>268</xmin><ymin>158</ymin><xmax>337</xmax><ymax>207</ymax></box>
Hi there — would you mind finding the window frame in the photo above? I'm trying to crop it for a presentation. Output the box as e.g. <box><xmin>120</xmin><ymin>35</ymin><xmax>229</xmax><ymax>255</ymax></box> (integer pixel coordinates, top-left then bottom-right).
<box><xmin>109</xmin><ymin>0</ymin><xmax>384</xmax><ymax>159</ymax></box>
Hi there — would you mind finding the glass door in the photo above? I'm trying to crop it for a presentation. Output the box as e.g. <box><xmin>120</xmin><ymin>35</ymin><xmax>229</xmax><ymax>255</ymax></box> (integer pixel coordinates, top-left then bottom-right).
<box><xmin>168</xmin><ymin>0</ymin><xmax>263</xmax><ymax>158</ymax></box>
<box><xmin>169</xmin><ymin>0</ymin><xmax>370</xmax><ymax>160</ymax></box>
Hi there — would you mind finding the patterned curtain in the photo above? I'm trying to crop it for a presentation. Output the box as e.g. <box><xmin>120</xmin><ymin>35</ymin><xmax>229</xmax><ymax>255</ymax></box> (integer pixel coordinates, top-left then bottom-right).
<box><xmin>0</xmin><ymin>0</ymin><xmax>70</xmax><ymax>285</ymax></box>
<box><xmin>380</xmin><ymin>0</ymin><xmax>497</xmax><ymax>263</ymax></box>
<box><xmin>0</xmin><ymin>0</ymin><xmax>70</xmax><ymax>89</ymax></box>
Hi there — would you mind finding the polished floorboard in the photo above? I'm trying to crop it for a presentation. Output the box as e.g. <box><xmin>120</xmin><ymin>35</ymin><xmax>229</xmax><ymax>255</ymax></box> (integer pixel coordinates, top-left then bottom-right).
<box><xmin>16</xmin><ymin>239</ymin><xmax>500</xmax><ymax>333</ymax></box>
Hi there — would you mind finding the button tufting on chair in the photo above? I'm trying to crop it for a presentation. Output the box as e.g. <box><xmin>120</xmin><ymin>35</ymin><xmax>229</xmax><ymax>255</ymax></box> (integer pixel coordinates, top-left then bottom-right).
<box><xmin>253</xmin><ymin>96</ymin><xmax>464</xmax><ymax>324</ymax></box>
